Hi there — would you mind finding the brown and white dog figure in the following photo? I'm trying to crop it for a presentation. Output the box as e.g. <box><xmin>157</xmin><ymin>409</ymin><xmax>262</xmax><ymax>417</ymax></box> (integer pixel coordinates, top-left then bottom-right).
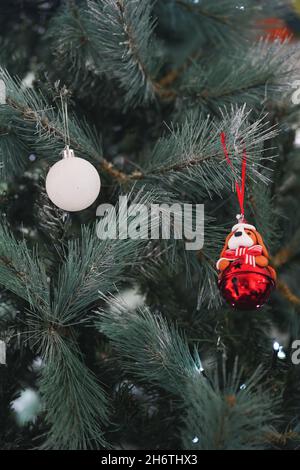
<box><xmin>216</xmin><ymin>219</ymin><xmax>276</xmax><ymax>281</ymax></box>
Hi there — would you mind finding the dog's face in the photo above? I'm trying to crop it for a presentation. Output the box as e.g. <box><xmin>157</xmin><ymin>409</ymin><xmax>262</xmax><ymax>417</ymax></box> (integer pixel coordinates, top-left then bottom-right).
<box><xmin>227</xmin><ymin>227</ymin><xmax>257</xmax><ymax>250</ymax></box>
<box><xmin>220</xmin><ymin>226</ymin><xmax>270</xmax><ymax>260</ymax></box>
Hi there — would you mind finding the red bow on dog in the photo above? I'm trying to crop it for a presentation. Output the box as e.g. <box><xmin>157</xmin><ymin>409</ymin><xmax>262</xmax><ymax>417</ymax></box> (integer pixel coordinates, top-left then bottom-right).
<box><xmin>218</xmin><ymin>245</ymin><xmax>262</xmax><ymax>268</ymax></box>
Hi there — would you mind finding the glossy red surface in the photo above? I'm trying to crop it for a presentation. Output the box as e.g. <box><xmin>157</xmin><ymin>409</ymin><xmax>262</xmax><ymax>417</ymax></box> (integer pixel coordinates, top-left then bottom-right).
<box><xmin>218</xmin><ymin>260</ymin><xmax>275</xmax><ymax>310</ymax></box>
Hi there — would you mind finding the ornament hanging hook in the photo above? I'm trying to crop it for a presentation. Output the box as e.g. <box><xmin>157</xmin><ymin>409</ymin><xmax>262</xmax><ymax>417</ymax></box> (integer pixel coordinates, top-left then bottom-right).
<box><xmin>236</xmin><ymin>213</ymin><xmax>246</xmax><ymax>224</ymax></box>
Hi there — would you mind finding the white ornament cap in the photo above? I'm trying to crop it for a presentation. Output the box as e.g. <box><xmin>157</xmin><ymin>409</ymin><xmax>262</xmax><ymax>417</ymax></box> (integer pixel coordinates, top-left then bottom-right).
<box><xmin>63</xmin><ymin>146</ymin><xmax>75</xmax><ymax>159</ymax></box>
<box><xmin>231</xmin><ymin>214</ymin><xmax>256</xmax><ymax>232</ymax></box>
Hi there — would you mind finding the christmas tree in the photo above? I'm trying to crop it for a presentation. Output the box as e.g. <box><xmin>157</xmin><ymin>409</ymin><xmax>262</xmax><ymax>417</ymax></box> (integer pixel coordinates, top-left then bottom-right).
<box><xmin>1</xmin><ymin>0</ymin><xmax>300</xmax><ymax>451</ymax></box>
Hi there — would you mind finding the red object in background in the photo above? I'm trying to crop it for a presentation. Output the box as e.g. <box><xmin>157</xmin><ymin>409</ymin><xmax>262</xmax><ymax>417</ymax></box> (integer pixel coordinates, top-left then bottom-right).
<box><xmin>258</xmin><ymin>18</ymin><xmax>293</xmax><ymax>42</ymax></box>
<box><xmin>218</xmin><ymin>260</ymin><xmax>275</xmax><ymax>310</ymax></box>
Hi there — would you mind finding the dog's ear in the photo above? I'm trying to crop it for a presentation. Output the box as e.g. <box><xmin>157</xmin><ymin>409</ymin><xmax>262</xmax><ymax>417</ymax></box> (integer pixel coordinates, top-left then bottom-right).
<box><xmin>220</xmin><ymin>232</ymin><xmax>234</xmax><ymax>257</ymax></box>
<box><xmin>254</xmin><ymin>231</ymin><xmax>269</xmax><ymax>258</ymax></box>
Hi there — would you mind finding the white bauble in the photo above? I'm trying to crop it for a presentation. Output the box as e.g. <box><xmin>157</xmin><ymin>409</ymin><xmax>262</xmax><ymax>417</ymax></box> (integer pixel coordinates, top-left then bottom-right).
<box><xmin>11</xmin><ymin>388</ymin><xmax>42</xmax><ymax>426</ymax></box>
<box><xmin>46</xmin><ymin>149</ymin><xmax>101</xmax><ymax>212</ymax></box>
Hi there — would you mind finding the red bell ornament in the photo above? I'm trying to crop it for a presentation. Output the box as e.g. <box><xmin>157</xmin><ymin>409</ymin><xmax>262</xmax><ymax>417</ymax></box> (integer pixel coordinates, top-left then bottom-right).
<box><xmin>218</xmin><ymin>260</ymin><xmax>275</xmax><ymax>310</ymax></box>
<box><xmin>217</xmin><ymin>132</ymin><xmax>276</xmax><ymax>310</ymax></box>
<box><xmin>216</xmin><ymin>216</ymin><xmax>276</xmax><ymax>310</ymax></box>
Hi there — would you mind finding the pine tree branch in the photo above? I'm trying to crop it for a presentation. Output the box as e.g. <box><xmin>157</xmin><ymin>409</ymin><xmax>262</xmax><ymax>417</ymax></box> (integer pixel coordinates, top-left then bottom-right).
<box><xmin>175</xmin><ymin>0</ymin><xmax>286</xmax><ymax>29</ymax></box>
<box><xmin>264</xmin><ymin>430</ymin><xmax>300</xmax><ymax>446</ymax></box>
<box><xmin>273</xmin><ymin>248</ymin><xmax>294</xmax><ymax>268</ymax></box>
<box><xmin>143</xmin><ymin>107</ymin><xmax>277</xmax><ymax>199</ymax></box>
<box><xmin>100</xmin><ymin>159</ymin><xmax>143</xmax><ymax>182</ymax></box>
<box><xmin>87</xmin><ymin>0</ymin><xmax>157</xmax><ymax>107</ymax></box>
<box><xmin>96</xmin><ymin>299</ymin><xmax>204</xmax><ymax>394</ymax></box>
<box><xmin>277</xmin><ymin>280</ymin><xmax>300</xmax><ymax>308</ymax></box>
<box><xmin>177</xmin><ymin>41</ymin><xmax>300</xmax><ymax>111</ymax></box>
<box><xmin>176</xmin><ymin>0</ymin><xmax>231</xmax><ymax>25</ymax></box>
<box><xmin>0</xmin><ymin>224</ymin><xmax>50</xmax><ymax>306</ymax></box>
<box><xmin>115</xmin><ymin>0</ymin><xmax>151</xmax><ymax>87</ymax></box>
<box><xmin>149</xmin><ymin>152</ymin><xmax>213</xmax><ymax>176</ymax></box>
<box><xmin>3</xmin><ymin>85</ymin><xmax>276</xmax><ymax>190</ymax></box>
<box><xmin>51</xmin><ymin>227</ymin><xmax>143</xmax><ymax>324</ymax></box>
<box><xmin>0</xmin><ymin>255</ymin><xmax>26</xmax><ymax>281</ymax></box>
<box><xmin>154</xmin><ymin>51</ymin><xmax>203</xmax><ymax>99</ymax></box>
<box><xmin>0</xmin><ymin>224</ymin><xmax>127</xmax><ymax>449</ymax></box>
<box><xmin>38</xmin><ymin>334</ymin><xmax>110</xmax><ymax>450</ymax></box>
<box><xmin>6</xmin><ymin>95</ymin><xmax>142</xmax><ymax>182</ymax></box>
<box><xmin>96</xmin><ymin>301</ymin><xmax>278</xmax><ymax>450</ymax></box>
<box><xmin>0</xmin><ymin>206</ymin><xmax>149</xmax><ymax>325</ymax></box>
<box><xmin>272</xmin><ymin>231</ymin><xmax>300</xmax><ymax>268</ymax></box>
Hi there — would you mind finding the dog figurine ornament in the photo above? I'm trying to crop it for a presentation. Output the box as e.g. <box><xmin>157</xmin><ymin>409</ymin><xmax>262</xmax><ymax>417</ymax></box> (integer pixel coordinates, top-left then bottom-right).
<box><xmin>217</xmin><ymin>215</ymin><xmax>276</xmax><ymax>310</ymax></box>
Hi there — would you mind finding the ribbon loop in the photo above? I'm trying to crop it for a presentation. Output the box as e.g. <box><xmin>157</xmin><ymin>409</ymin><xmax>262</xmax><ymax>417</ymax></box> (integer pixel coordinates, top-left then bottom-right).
<box><xmin>220</xmin><ymin>132</ymin><xmax>247</xmax><ymax>216</ymax></box>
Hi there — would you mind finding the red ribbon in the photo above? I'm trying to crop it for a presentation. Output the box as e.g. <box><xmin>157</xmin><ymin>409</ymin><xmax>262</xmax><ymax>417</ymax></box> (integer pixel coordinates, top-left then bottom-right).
<box><xmin>220</xmin><ymin>132</ymin><xmax>247</xmax><ymax>217</ymax></box>
<box><xmin>224</xmin><ymin>246</ymin><xmax>263</xmax><ymax>260</ymax></box>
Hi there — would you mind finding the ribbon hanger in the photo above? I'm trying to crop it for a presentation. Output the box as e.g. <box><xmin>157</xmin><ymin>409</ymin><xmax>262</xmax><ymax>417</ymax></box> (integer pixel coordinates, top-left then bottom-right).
<box><xmin>220</xmin><ymin>132</ymin><xmax>247</xmax><ymax>219</ymax></box>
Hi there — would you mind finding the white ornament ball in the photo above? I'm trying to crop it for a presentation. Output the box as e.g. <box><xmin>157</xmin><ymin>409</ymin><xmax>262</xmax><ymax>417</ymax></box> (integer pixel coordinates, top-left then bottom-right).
<box><xmin>46</xmin><ymin>149</ymin><xmax>101</xmax><ymax>212</ymax></box>
<box><xmin>11</xmin><ymin>388</ymin><xmax>42</xmax><ymax>426</ymax></box>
